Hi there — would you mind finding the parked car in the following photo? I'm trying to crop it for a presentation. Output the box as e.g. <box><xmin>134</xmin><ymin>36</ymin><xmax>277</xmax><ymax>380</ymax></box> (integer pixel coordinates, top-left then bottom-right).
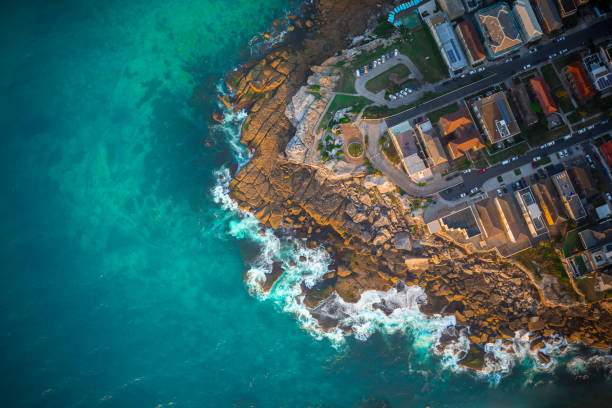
<box><xmin>607</xmin><ymin>192</ymin><xmax>612</xmax><ymax>201</ymax></box>
<box><xmin>477</xmin><ymin>67</ymin><xmax>485</xmax><ymax>72</ymax></box>
<box><xmin>587</xmin><ymin>124</ymin><xmax>595</xmax><ymax>130</ymax></box>
<box><xmin>523</xmin><ymin>64</ymin><xmax>531</xmax><ymax>70</ymax></box>
<box><xmin>529</xmin><ymin>48</ymin><xmax>537</xmax><ymax>54</ymax></box>
<box><xmin>502</xmin><ymin>159</ymin><xmax>510</xmax><ymax>165</ymax></box>
<box><xmin>505</xmin><ymin>57</ymin><xmax>512</xmax><ymax>63</ymax></box>
<box><xmin>578</xmin><ymin>128</ymin><xmax>586</xmax><ymax>134</ymax></box>
<box><xmin>470</xmin><ymin>187</ymin><xmax>479</xmax><ymax>194</ymax></box>
<box><xmin>459</xmin><ymin>192</ymin><xmax>467</xmax><ymax>198</ymax></box>
<box><xmin>463</xmin><ymin>168</ymin><xmax>472</xmax><ymax>173</ymax></box>
<box><xmin>478</xmin><ymin>168</ymin><xmax>487</xmax><ymax>173</ymax></box>
<box><xmin>556</xmin><ymin>36</ymin><xmax>566</xmax><ymax>42</ymax></box>
<box><xmin>533</xmin><ymin>156</ymin><xmax>542</xmax><ymax>162</ymax></box>
<box><xmin>511</xmin><ymin>156</ymin><xmax>518</xmax><ymax>161</ymax></box>
<box><xmin>469</xmin><ymin>70</ymin><xmax>476</xmax><ymax>75</ymax></box>
<box><xmin>497</xmin><ymin>189</ymin><xmax>503</xmax><ymax>197</ymax></box>
<box><xmin>461</xmin><ymin>74</ymin><xmax>467</xmax><ymax>78</ymax></box>
<box><xmin>563</xmin><ymin>134</ymin><xmax>572</xmax><ymax>140</ymax></box>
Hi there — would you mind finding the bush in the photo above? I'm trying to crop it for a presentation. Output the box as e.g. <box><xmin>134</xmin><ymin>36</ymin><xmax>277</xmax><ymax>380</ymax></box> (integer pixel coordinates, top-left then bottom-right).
<box><xmin>348</xmin><ymin>142</ymin><xmax>364</xmax><ymax>158</ymax></box>
<box><xmin>514</xmin><ymin>168</ymin><xmax>522</xmax><ymax>175</ymax></box>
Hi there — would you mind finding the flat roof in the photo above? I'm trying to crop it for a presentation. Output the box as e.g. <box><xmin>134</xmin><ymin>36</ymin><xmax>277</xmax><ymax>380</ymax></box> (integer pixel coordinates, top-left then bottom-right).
<box><xmin>441</xmin><ymin>206</ymin><xmax>482</xmax><ymax>238</ymax></box>
<box><xmin>473</xmin><ymin>92</ymin><xmax>520</xmax><ymax>143</ymax></box>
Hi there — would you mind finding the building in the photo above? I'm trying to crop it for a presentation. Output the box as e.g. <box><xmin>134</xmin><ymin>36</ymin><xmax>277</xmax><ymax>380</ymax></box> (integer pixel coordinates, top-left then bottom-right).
<box><xmin>529</xmin><ymin>75</ymin><xmax>558</xmax><ymax>116</ymax></box>
<box><xmin>475</xmin><ymin>3</ymin><xmax>524</xmax><ymax>59</ymax></box>
<box><xmin>556</xmin><ymin>0</ymin><xmax>577</xmax><ymax>18</ymax></box>
<box><xmin>475</xmin><ymin>198</ymin><xmax>510</xmax><ymax>248</ymax></box>
<box><xmin>577</xmin><ymin>221</ymin><xmax>612</xmax><ymax>271</ymax></box>
<box><xmin>583</xmin><ymin>53</ymin><xmax>612</xmax><ymax>92</ymax></box>
<box><xmin>513</xmin><ymin>0</ymin><xmax>543</xmax><ymax>43</ymax></box>
<box><xmin>437</xmin><ymin>105</ymin><xmax>485</xmax><ymax>159</ymax></box>
<box><xmin>439</xmin><ymin>206</ymin><xmax>482</xmax><ymax>239</ymax></box>
<box><xmin>455</xmin><ymin>20</ymin><xmax>487</xmax><ymax>67</ymax></box>
<box><xmin>429</xmin><ymin>15</ymin><xmax>468</xmax><ymax>72</ymax></box>
<box><xmin>600</xmin><ymin>141</ymin><xmax>612</xmax><ymax>169</ymax></box>
<box><xmin>551</xmin><ymin>169</ymin><xmax>586</xmax><ymax>221</ymax></box>
<box><xmin>532</xmin><ymin>181</ymin><xmax>568</xmax><ymax>227</ymax></box>
<box><xmin>416</xmin><ymin>120</ymin><xmax>448</xmax><ymax>167</ymax></box>
<box><xmin>509</xmin><ymin>83</ymin><xmax>539</xmax><ymax>126</ymax></box>
<box><xmin>563</xmin><ymin>61</ymin><xmax>596</xmax><ymax>102</ymax></box>
<box><xmin>515</xmin><ymin>187</ymin><xmax>548</xmax><ymax>237</ymax></box>
<box><xmin>534</xmin><ymin>0</ymin><xmax>563</xmax><ymax>34</ymax></box>
<box><xmin>438</xmin><ymin>0</ymin><xmax>465</xmax><ymax>20</ymax></box>
<box><xmin>494</xmin><ymin>196</ymin><xmax>530</xmax><ymax>246</ymax></box>
<box><xmin>596</xmin><ymin>203</ymin><xmax>612</xmax><ymax>220</ymax></box>
<box><xmin>472</xmin><ymin>91</ymin><xmax>521</xmax><ymax>144</ymax></box>
<box><xmin>388</xmin><ymin>121</ymin><xmax>432</xmax><ymax>181</ymax></box>
<box><xmin>570</xmin><ymin>166</ymin><xmax>597</xmax><ymax>199</ymax></box>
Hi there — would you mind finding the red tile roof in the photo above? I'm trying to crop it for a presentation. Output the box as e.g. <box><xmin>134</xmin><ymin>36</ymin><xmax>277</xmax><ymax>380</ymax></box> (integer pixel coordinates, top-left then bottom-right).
<box><xmin>529</xmin><ymin>75</ymin><xmax>557</xmax><ymax>116</ymax></box>
<box><xmin>601</xmin><ymin>142</ymin><xmax>612</xmax><ymax>169</ymax></box>
<box><xmin>565</xmin><ymin>61</ymin><xmax>596</xmax><ymax>101</ymax></box>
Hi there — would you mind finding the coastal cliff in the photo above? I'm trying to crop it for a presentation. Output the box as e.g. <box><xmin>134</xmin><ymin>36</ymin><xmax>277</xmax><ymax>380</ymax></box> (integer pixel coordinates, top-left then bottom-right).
<box><xmin>222</xmin><ymin>0</ymin><xmax>612</xmax><ymax>366</ymax></box>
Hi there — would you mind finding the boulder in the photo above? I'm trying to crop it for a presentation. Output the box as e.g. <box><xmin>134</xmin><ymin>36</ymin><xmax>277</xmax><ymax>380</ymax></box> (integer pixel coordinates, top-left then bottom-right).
<box><xmin>364</xmin><ymin>175</ymin><xmax>395</xmax><ymax>194</ymax></box>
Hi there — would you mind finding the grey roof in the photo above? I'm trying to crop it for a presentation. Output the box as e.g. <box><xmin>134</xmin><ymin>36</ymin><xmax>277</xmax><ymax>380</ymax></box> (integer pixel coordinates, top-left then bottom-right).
<box><xmin>436</xmin><ymin>21</ymin><xmax>468</xmax><ymax>71</ymax></box>
<box><xmin>441</xmin><ymin>206</ymin><xmax>481</xmax><ymax>238</ymax></box>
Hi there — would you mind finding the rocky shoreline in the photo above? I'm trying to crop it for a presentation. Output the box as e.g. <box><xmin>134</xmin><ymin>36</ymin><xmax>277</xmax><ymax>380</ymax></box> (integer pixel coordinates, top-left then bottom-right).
<box><xmin>220</xmin><ymin>0</ymin><xmax>612</xmax><ymax>369</ymax></box>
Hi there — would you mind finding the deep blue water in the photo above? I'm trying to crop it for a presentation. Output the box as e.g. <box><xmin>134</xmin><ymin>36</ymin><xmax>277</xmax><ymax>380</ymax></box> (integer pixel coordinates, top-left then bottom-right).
<box><xmin>1</xmin><ymin>1</ymin><xmax>612</xmax><ymax>407</ymax></box>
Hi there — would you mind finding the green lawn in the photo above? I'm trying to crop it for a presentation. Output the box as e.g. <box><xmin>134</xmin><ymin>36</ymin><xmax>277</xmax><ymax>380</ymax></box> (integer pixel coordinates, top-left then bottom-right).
<box><xmin>397</xmin><ymin>25</ymin><xmax>448</xmax><ymax>83</ymax></box>
<box><xmin>540</xmin><ymin>64</ymin><xmax>562</xmax><ymax>89</ymax></box>
<box><xmin>426</xmin><ymin>102</ymin><xmax>460</xmax><ymax>124</ymax></box>
<box><xmin>563</xmin><ymin>229</ymin><xmax>583</xmax><ymax>257</ymax></box>
<box><xmin>337</xmin><ymin>70</ymin><xmax>356</xmax><ymax>94</ymax></box>
<box><xmin>365</xmin><ymin>64</ymin><xmax>411</xmax><ymax>93</ymax></box>
<box><xmin>485</xmin><ymin>141</ymin><xmax>530</xmax><ymax>164</ymax></box>
<box><xmin>554</xmin><ymin>51</ymin><xmax>581</xmax><ymax>71</ymax></box>
<box><xmin>513</xmin><ymin>241</ymin><xmax>566</xmax><ymax>281</ymax></box>
<box><xmin>319</xmin><ymin>95</ymin><xmax>373</xmax><ymax>130</ymax></box>
<box><xmin>347</xmin><ymin>142</ymin><xmax>364</xmax><ymax>157</ymax></box>
<box><xmin>523</xmin><ymin>119</ymin><xmax>569</xmax><ymax>146</ymax></box>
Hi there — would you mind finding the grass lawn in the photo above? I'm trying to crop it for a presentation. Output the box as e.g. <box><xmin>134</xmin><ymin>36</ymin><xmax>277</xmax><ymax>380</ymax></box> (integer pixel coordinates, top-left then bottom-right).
<box><xmin>397</xmin><ymin>25</ymin><xmax>448</xmax><ymax>83</ymax></box>
<box><xmin>382</xmin><ymin>139</ymin><xmax>401</xmax><ymax>166</ymax></box>
<box><xmin>563</xmin><ymin>229</ymin><xmax>583</xmax><ymax>257</ymax></box>
<box><xmin>365</xmin><ymin>64</ymin><xmax>411</xmax><ymax>93</ymax></box>
<box><xmin>347</xmin><ymin>142</ymin><xmax>364</xmax><ymax>157</ymax></box>
<box><xmin>337</xmin><ymin>70</ymin><xmax>356</xmax><ymax>94</ymax></box>
<box><xmin>486</xmin><ymin>141</ymin><xmax>530</xmax><ymax>164</ymax></box>
<box><xmin>540</xmin><ymin>64</ymin><xmax>562</xmax><ymax>89</ymax></box>
<box><xmin>319</xmin><ymin>95</ymin><xmax>373</xmax><ymax>130</ymax></box>
<box><xmin>523</xmin><ymin>120</ymin><xmax>569</xmax><ymax>146</ymax></box>
<box><xmin>426</xmin><ymin>102</ymin><xmax>460</xmax><ymax>123</ymax></box>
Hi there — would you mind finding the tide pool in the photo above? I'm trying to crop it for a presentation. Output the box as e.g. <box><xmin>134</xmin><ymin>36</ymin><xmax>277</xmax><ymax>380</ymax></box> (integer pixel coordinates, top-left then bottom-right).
<box><xmin>1</xmin><ymin>1</ymin><xmax>611</xmax><ymax>407</ymax></box>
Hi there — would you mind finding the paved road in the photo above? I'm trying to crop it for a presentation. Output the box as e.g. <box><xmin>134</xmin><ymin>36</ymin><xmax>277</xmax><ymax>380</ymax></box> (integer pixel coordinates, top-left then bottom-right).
<box><xmin>383</xmin><ymin>18</ymin><xmax>612</xmax><ymax>128</ymax></box>
<box><xmin>440</xmin><ymin>121</ymin><xmax>612</xmax><ymax>199</ymax></box>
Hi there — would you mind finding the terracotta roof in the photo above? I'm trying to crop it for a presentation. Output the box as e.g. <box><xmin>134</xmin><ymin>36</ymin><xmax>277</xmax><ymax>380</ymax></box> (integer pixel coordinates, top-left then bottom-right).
<box><xmin>456</xmin><ymin>20</ymin><xmax>486</xmax><ymax>64</ymax></box>
<box><xmin>437</xmin><ymin>106</ymin><xmax>474</xmax><ymax>136</ymax></box>
<box><xmin>447</xmin><ymin>133</ymin><xmax>486</xmax><ymax>160</ymax></box>
<box><xmin>600</xmin><ymin>142</ymin><xmax>612</xmax><ymax>169</ymax></box>
<box><xmin>564</xmin><ymin>61</ymin><xmax>596</xmax><ymax>101</ymax></box>
<box><xmin>476</xmin><ymin>4</ymin><xmax>523</xmax><ymax>57</ymax></box>
<box><xmin>473</xmin><ymin>91</ymin><xmax>520</xmax><ymax>143</ymax></box>
<box><xmin>529</xmin><ymin>75</ymin><xmax>557</xmax><ymax>116</ymax></box>
<box><xmin>535</xmin><ymin>0</ymin><xmax>563</xmax><ymax>34</ymax></box>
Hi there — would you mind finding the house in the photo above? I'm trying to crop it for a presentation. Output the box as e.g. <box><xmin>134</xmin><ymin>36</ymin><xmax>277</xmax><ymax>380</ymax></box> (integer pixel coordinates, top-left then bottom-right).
<box><xmin>475</xmin><ymin>3</ymin><xmax>524</xmax><ymax>59</ymax></box>
<box><xmin>551</xmin><ymin>169</ymin><xmax>586</xmax><ymax>220</ymax></box>
<box><xmin>429</xmin><ymin>15</ymin><xmax>468</xmax><ymax>72</ymax></box>
<box><xmin>569</xmin><ymin>166</ymin><xmax>597</xmax><ymax>199</ymax></box>
<box><xmin>436</xmin><ymin>106</ymin><xmax>485</xmax><ymax>159</ymax></box>
<box><xmin>529</xmin><ymin>75</ymin><xmax>558</xmax><ymax>116</ymax></box>
<box><xmin>563</xmin><ymin>61</ymin><xmax>596</xmax><ymax>101</ymax></box>
<box><xmin>513</xmin><ymin>0</ymin><xmax>543</xmax><ymax>43</ymax></box>
<box><xmin>515</xmin><ymin>187</ymin><xmax>548</xmax><ymax>237</ymax></box>
<box><xmin>578</xmin><ymin>221</ymin><xmax>612</xmax><ymax>271</ymax></box>
<box><xmin>388</xmin><ymin>121</ymin><xmax>432</xmax><ymax>181</ymax></box>
<box><xmin>472</xmin><ymin>91</ymin><xmax>521</xmax><ymax>144</ymax></box>
<box><xmin>534</xmin><ymin>0</ymin><xmax>563</xmax><ymax>34</ymax></box>
<box><xmin>532</xmin><ymin>181</ymin><xmax>568</xmax><ymax>226</ymax></box>
<box><xmin>475</xmin><ymin>198</ymin><xmax>510</xmax><ymax>248</ymax></box>
<box><xmin>596</xmin><ymin>203</ymin><xmax>612</xmax><ymax>220</ymax></box>
<box><xmin>494</xmin><ymin>196</ymin><xmax>531</xmax><ymax>245</ymax></box>
<box><xmin>455</xmin><ymin>19</ymin><xmax>487</xmax><ymax>67</ymax></box>
<box><xmin>556</xmin><ymin>0</ymin><xmax>577</xmax><ymax>18</ymax></box>
<box><xmin>439</xmin><ymin>206</ymin><xmax>482</xmax><ymax>239</ymax></box>
<box><xmin>600</xmin><ymin>141</ymin><xmax>612</xmax><ymax>169</ymax></box>
<box><xmin>438</xmin><ymin>0</ymin><xmax>465</xmax><ymax>20</ymax></box>
<box><xmin>582</xmin><ymin>53</ymin><xmax>612</xmax><ymax>92</ymax></box>
<box><xmin>416</xmin><ymin>120</ymin><xmax>448</xmax><ymax>167</ymax></box>
<box><xmin>509</xmin><ymin>83</ymin><xmax>539</xmax><ymax>126</ymax></box>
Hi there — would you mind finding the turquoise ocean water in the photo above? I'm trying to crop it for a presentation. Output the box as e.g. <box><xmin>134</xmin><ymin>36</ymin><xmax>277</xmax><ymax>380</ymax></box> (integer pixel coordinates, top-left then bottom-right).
<box><xmin>1</xmin><ymin>1</ymin><xmax>611</xmax><ymax>407</ymax></box>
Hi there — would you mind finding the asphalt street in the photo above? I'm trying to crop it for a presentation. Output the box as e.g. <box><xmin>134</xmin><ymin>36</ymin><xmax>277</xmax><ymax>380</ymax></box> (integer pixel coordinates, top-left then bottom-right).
<box><xmin>384</xmin><ymin>18</ymin><xmax>612</xmax><ymax>128</ymax></box>
<box><xmin>440</xmin><ymin>121</ymin><xmax>612</xmax><ymax>199</ymax></box>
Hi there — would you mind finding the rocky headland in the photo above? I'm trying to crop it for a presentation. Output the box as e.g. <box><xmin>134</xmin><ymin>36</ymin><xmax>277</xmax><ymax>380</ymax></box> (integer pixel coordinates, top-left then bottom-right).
<box><xmin>219</xmin><ymin>0</ymin><xmax>612</xmax><ymax>369</ymax></box>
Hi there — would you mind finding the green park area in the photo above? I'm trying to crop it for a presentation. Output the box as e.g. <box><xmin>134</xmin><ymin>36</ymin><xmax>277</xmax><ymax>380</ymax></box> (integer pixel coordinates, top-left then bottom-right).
<box><xmin>426</xmin><ymin>102</ymin><xmax>459</xmax><ymax>123</ymax></box>
<box><xmin>365</xmin><ymin>64</ymin><xmax>411</xmax><ymax>93</ymax></box>
<box><xmin>397</xmin><ymin>25</ymin><xmax>448</xmax><ymax>84</ymax></box>
<box><xmin>319</xmin><ymin>94</ymin><xmax>372</xmax><ymax>130</ymax></box>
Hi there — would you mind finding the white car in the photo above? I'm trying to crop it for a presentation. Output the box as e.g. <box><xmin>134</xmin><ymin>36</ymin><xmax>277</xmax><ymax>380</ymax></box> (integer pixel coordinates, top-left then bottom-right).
<box><xmin>469</xmin><ymin>70</ymin><xmax>476</xmax><ymax>75</ymax></box>
<box><xmin>523</xmin><ymin>64</ymin><xmax>531</xmax><ymax>70</ymax></box>
<box><xmin>502</xmin><ymin>159</ymin><xmax>510</xmax><ymax>165</ymax></box>
<box><xmin>563</xmin><ymin>134</ymin><xmax>572</xmax><ymax>140</ymax></box>
<box><xmin>556</xmin><ymin>36</ymin><xmax>566</xmax><ymax>42</ymax></box>
<box><xmin>511</xmin><ymin>156</ymin><xmax>518</xmax><ymax>161</ymax></box>
<box><xmin>497</xmin><ymin>189</ymin><xmax>503</xmax><ymax>197</ymax></box>
<box><xmin>587</xmin><ymin>125</ymin><xmax>595</xmax><ymax>130</ymax></box>
<box><xmin>533</xmin><ymin>156</ymin><xmax>542</xmax><ymax>162</ymax></box>
<box><xmin>461</xmin><ymin>74</ymin><xmax>467</xmax><ymax>78</ymax></box>
<box><xmin>607</xmin><ymin>192</ymin><xmax>612</xmax><ymax>201</ymax></box>
<box><xmin>477</xmin><ymin>67</ymin><xmax>485</xmax><ymax>72</ymax></box>
<box><xmin>470</xmin><ymin>187</ymin><xmax>479</xmax><ymax>194</ymax></box>
<box><xmin>463</xmin><ymin>169</ymin><xmax>472</xmax><ymax>173</ymax></box>
<box><xmin>505</xmin><ymin>57</ymin><xmax>512</xmax><ymax>63</ymax></box>
<box><xmin>459</xmin><ymin>192</ymin><xmax>467</xmax><ymax>198</ymax></box>
<box><xmin>578</xmin><ymin>128</ymin><xmax>586</xmax><ymax>134</ymax></box>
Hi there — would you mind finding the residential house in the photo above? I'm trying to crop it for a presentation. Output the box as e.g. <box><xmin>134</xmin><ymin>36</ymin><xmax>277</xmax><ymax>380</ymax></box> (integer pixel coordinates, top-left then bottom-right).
<box><xmin>474</xmin><ymin>198</ymin><xmax>510</xmax><ymax>248</ymax></box>
<box><xmin>530</xmin><ymin>75</ymin><xmax>558</xmax><ymax>116</ymax></box>
<box><xmin>472</xmin><ymin>91</ymin><xmax>521</xmax><ymax>144</ymax></box>
<box><xmin>532</xmin><ymin>181</ymin><xmax>568</xmax><ymax>227</ymax></box>
<box><xmin>509</xmin><ymin>83</ymin><xmax>539</xmax><ymax>126</ymax></box>
<box><xmin>569</xmin><ymin>166</ymin><xmax>597</xmax><ymax>199</ymax></box>
<box><xmin>534</xmin><ymin>0</ymin><xmax>563</xmax><ymax>34</ymax></box>
<box><xmin>455</xmin><ymin>19</ymin><xmax>487</xmax><ymax>67</ymax></box>
<box><xmin>475</xmin><ymin>3</ymin><xmax>524</xmax><ymax>59</ymax></box>
<box><xmin>388</xmin><ymin>121</ymin><xmax>432</xmax><ymax>181</ymax></box>
<box><xmin>600</xmin><ymin>141</ymin><xmax>612</xmax><ymax>169</ymax></box>
<box><xmin>563</xmin><ymin>61</ymin><xmax>596</xmax><ymax>102</ymax></box>
<box><xmin>551</xmin><ymin>169</ymin><xmax>587</xmax><ymax>220</ymax></box>
<box><xmin>513</xmin><ymin>0</ymin><xmax>543</xmax><ymax>43</ymax></box>
<box><xmin>438</xmin><ymin>0</ymin><xmax>465</xmax><ymax>20</ymax></box>
<box><xmin>578</xmin><ymin>220</ymin><xmax>612</xmax><ymax>271</ymax></box>
<box><xmin>429</xmin><ymin>15</ymin><xmax>468</xmax><ymax>73</ymax></box>
<box><xmin>515</xmin><ymin>187</ymin><xmax>548</xmax><ymax>237</ymax></box>
<box><xmin>436</xmin><ymin>105</ymin><xmax>485</xmax><ymax>159</ymax></box>
<box><xmin>583</xmin><ymin>53</ymin><xmax>612</xmax><ymax>92</ymax></box>
<box><xmin>416</xmin><ymin>120</ymin><xmax>449</xmax><ymax>167</ymax></box>
<box><xmin>439</xmin><ymin>206</ymin><xmax>482</xmax><ymax>240</ymax></box>
<box><xmin>556</xmin><ymin>0</ymin><xmax>577</xmax><ymax>18</ymax></box>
